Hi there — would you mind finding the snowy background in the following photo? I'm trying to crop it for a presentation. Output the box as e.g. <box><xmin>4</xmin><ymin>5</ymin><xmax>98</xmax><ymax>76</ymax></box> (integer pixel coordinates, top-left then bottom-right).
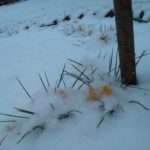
<box><xmin>0</xmin><ymin>0</ymin><xmax>150</xmax><ymax>150</ymax></box>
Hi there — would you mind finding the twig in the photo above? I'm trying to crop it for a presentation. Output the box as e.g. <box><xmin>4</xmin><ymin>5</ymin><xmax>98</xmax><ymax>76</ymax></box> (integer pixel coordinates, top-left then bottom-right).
<box><xmin>16</xmin><ymin>77</ymin><xmax>34</xmax><ymax>101</ymax></box>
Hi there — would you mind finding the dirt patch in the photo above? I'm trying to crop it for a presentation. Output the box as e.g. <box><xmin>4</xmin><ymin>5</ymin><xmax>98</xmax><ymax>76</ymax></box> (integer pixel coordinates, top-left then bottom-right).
<box><xmin>0</xmin><ymin>0</ymin><xmax>26</xmax><ymax>6</ymax></box>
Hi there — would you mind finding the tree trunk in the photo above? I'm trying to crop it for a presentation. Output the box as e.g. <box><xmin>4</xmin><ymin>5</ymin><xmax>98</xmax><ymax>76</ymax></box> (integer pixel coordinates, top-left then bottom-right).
<box><xmin>113</xmin><ymin>0</ymin><xmax>137</xmax><ymax>85</ymax></box>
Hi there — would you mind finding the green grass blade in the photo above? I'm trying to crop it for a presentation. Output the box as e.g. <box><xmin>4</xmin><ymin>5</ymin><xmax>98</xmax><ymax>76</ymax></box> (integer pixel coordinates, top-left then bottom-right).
<box><xmin>67</xmin><ymin>110</ymin><xmax>82</xmax><ymax>114</ymax></box>
<box><xmin>72</xmin><ymin>68</ymin><xmax>86</xmax><ymax>88</ymax></box>
<box><xmin>49</xmin><ymin>103</ymin><xmax>55</xmax><ymax>111</ymax></box>
<box><xmin>114</xmin><ymin>49</ymin><xmax>119</xmax><ymax>78</ymax></box>
<box><xmin>17</xmin><ymin>131</ymin><xmax>31</xmax><ymax>144</ymax></box>
<box><xmin>108</xmin><ymin>48</ymin><xmax>114</xmax><ymax>76</ymax></box>
<box><xmin>129</xmin><ymin>100</ymin><xmax>150</xmax><ymax>111</ymax></box>
<box><xmin>136</xmin><ymin>50</ymin><xmax>149</xmax><ymax>66</ymax></box>
<box><xmin>54</xmin><ymin>80</ymin><xmax>58</xmax><ymax>93</ymax></box>
<box><xmin>97</xmin><ymin>112</ymin><xmax>109</xmax><ymax>128</ymax></box>
<box><xmin>67</xmin><ymin>58</ymin><xmax>83</xmax><ymax>66</ymax></box>
<box><xmin>14</xmin><ymin>108</ymin><xmax>35</xmax><ymax>115</ymax></box>
<box><xmin>0</xmin><ymin>113</ymin><xmax>29</xmax><ymax>119</ymax></box>
<box><xmin>97</xmin><ymin>49</ymin><xmax>101</xmax><ymax>58</ymax></box>
<box><xmin>62</xmin><ymin>78</ymin><xmax>67</xmax><ymax>88</ymax></box>
<box><xmin>65</xmin><ymin>71</ymin><xmax>91</xmax><ymax>87</ymax></box>
<box><xmin>57</xmin><ymin>64</ymin><xmax>66</xmax><ymax>88</ymax></box>
<box><xmin>39</xmin><ymin>73</ymin><xmax>48</xmax><ymax>94</ymax></box>
<box><xmin>71</xmin><ymin>64</ymin><xmax>91</xmax><ymax>82</ymax></box>
<box><xmin>0</xmin><ymin>135</ymin><xmax>7</xmax><ymax>145</ymax></box>
<box><xmin>78</xmin><ymin>83</ymin><xmax>85</xmax><ymax>90</ymax></box>
<box><xmin>17</xmin><ymin>125</ymin><xmax>45</xmax><ymax>144</ymax></box>
<box><xmin>16</xmin><ymin>77</ymin><xmax>34</xmax><ymax>101</ymax></box>
<box><xmin>44</xmin><ymin>71</ymin><xmax>50</xmax><ymax>88</ymax></box>
<box><xmin>90</xmin><ymin>67</ymin><xmax>97</xmax><ymax>76</ymax></box>
<box><xmin>0</xmin><ymin>120</ymin><xmax>16</xmax><ymax>123</ymax></box>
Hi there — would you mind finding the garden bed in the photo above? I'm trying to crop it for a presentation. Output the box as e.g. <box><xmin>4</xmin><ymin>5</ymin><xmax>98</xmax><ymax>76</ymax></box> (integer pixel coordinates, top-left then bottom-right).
<box><xmin>0</xmin><ymin>0</ymin><xmax>26</xmax><ymax>6</ymax></box>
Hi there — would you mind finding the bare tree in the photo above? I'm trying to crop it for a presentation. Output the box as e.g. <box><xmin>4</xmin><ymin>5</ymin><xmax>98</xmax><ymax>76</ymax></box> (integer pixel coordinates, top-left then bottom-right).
<box><xmin>113</xmin><ymin>0</ymin><xmax>137</xmax><ymax>85</ymax></box>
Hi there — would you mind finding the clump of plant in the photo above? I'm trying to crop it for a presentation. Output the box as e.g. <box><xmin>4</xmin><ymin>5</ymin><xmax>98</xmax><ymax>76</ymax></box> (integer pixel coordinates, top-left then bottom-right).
<box><xmin>63</xmin><ymin>15</ymin><xmax>71</xmax><ymax>22</ymax></box>
<box><xmin>105</xmin><ymin>9</ymin><xmax>114</xmax><ymax>18</ymax></box>
<box><xmin>98</xmin><ymin>22</ymin><xmax>115</xmax><ymax>43</ymax></box>
<box><xmin>0</xmin><ymin>48</ymin><xmax>149</xmax><ymax>145</ymax></box>
<box><xmin>64</xmin><ymin>55</ymin><xmax>150</xmax><ymax>128</ymax></box>
<box><xmin>39</xmin><ymin>19</ymin><xmax>58</xmax><ymax>28</ymax></box>
<box><xmin>78</xmin><ymin>13</ymin><xmax>84</xmax><ymax>19</ymax></box>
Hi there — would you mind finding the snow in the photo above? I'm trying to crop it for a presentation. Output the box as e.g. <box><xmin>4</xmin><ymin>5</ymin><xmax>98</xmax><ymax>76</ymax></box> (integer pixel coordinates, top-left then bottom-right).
<box><xmin>0</xmin><ymin>0</ymin><xmax>150</xmax><ymax>150</ymax></box>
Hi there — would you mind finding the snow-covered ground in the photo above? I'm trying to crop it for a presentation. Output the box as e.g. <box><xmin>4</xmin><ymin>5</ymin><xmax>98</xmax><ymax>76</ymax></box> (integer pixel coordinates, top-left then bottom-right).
<box><xmin>0</xmin><ymin>0</ymin><xmax>150</xmax><ymax>150</ymax></box>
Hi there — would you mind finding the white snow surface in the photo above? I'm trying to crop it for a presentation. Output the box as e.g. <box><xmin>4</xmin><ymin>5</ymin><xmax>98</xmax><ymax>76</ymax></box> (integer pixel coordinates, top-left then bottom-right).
<box><xmin>0</xmin><ymin>0</ymin><xmax>150</xmax><ymax>150</ymax></box>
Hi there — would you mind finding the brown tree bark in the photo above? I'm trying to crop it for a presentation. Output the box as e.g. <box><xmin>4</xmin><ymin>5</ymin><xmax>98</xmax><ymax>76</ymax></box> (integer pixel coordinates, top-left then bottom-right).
<box><xmin>113</xmin><ymin>0</ymin><xmax>137</xmax><ymax>85</ymax></box>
